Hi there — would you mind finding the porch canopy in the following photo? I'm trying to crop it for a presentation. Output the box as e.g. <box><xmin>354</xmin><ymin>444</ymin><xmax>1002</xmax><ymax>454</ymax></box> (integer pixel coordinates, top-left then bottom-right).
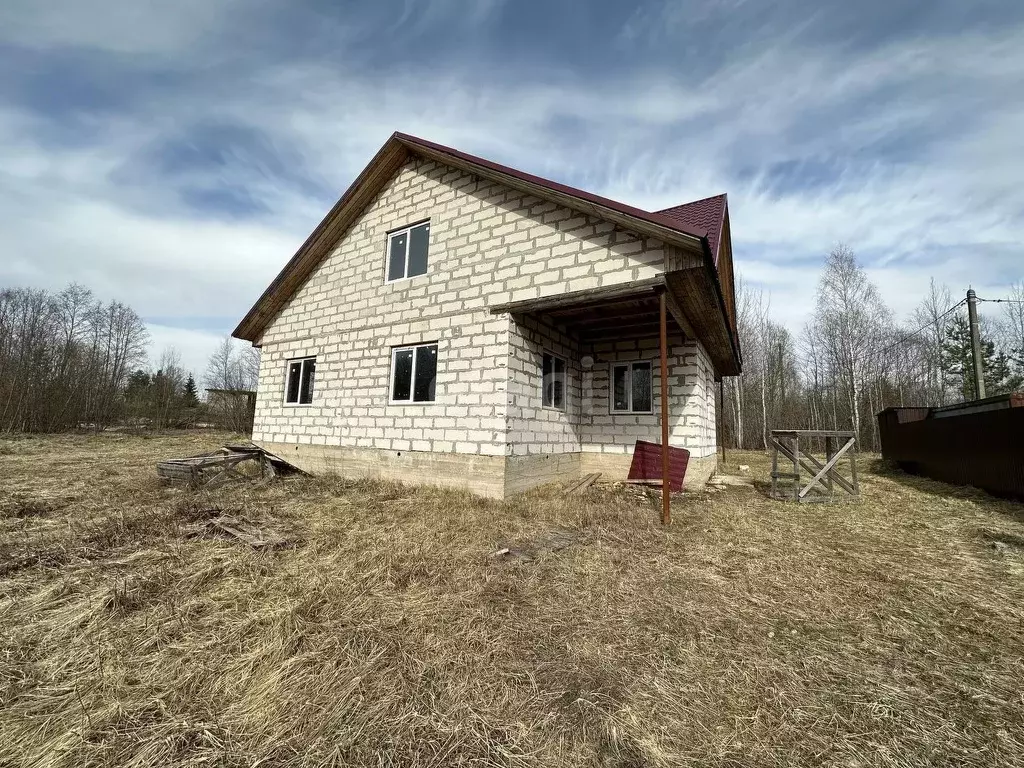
<box><xmin>490</xmin><ymin>271</ymin><xmax>738</xmax><ymax>526</ymax></box>
<box><xmin>489</xmin><ymin>273</ymin><xmax>740</xmax><ymax>378</ymax></box>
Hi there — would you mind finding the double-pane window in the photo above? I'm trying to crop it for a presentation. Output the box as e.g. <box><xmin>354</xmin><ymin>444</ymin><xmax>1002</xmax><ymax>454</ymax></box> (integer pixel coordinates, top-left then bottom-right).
<box><xmin>391</xmin><ymin>343</ymin><xmax>437</xmax><ymax>403</ymax></box>
<box><xmin>285</xmin><ymin>357</ymin><xmax>316</xmax><ymax>405</ymax></box>
<box><xmin>386</xmin><ymin>221</ymin><xmax>430</xmax><ymax>282</ymax></box>
<box><xmin>611</xmin><ymin>361</ymin><xmax>652</xmax><ymax>413</ymax></box>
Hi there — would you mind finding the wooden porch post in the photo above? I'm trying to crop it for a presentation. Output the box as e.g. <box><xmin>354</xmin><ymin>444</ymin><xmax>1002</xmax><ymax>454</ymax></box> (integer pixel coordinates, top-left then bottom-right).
<box><xmin>659</xmin><ymin>289</ymin><xmax>671</xmax><ymax>526</ymax></box>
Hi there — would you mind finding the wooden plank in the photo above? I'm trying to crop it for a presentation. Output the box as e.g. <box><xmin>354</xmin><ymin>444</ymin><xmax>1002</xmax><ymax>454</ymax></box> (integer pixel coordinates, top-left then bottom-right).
<box><xmin>771</xmin><ymin>430</ymin><xmax>856</xmax><ymax>438</ymax></box>
<box><xmin>825</xmin><ymin>436</ymin><xmax>834</xmax><ymax>494</ymax></box>
<box><xmin>770</xmin><ymin>437</ymin><xmax>780</xmax><ymax>499</ymax></box>
<box><xmin>798</xmin><ymin>438</ymin><xmax>856</xmax><ymax>499</ymax></box>
<box><xmin>567</xmin><ymin>473</ymin><xmax>600</xmax><ymax>495</ymax></box>
<box><xmin>489</xmin><ymin>277</ymin><xmax>663</xmax><ymax>315</ymax></box>
<box><xmin>663</xmin><ymin>285</ymin><xmax>696</xmax><ymax>339</ymax></box>
<box><xmin>581</xmin><ymin>323</ymin><xmax>663</xmax><ymax>342</ymax></box>
<box><xmin>563</xmin><ymin>474</ymin><xmax>594</xmax><ymax>495</ymax></box>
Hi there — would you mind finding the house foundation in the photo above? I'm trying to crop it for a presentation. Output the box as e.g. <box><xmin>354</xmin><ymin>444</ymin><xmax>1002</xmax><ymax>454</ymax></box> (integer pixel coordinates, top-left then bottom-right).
<box><xmin>262</xmin><ymin>441</ymin><xmax>717</xmax><ymax>500</ymax></box>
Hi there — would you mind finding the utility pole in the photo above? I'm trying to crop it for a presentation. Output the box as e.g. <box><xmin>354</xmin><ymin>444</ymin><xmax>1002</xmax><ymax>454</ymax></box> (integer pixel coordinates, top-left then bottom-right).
<box><xmin>967</xmin><ymin>288</ymin><xmax>986</xmax><ymax>400</ymax></box>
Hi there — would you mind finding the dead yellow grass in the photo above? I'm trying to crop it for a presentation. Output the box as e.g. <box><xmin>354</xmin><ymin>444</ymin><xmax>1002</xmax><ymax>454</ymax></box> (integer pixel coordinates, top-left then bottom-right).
<box><xmin>2</xmin><ymin>432</ymin><xmax>1023</xmax><ymax>767</ymax></box>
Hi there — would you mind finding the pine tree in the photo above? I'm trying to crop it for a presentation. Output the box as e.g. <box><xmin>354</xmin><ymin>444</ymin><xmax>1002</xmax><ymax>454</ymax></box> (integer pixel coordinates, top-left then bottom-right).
<box><xmin>183</xmin><ymin>373</ymin><xmax>200</xmax><ymax>407</ymax></box>
<box><xmin>941</xmin><ymin>314</ymin><xmax>1022</xmax><ymax>400</ymax></box>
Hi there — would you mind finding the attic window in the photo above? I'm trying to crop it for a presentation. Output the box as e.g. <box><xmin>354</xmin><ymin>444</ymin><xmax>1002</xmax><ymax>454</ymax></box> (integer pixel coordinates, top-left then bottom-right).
<box><xmin>285</xmin><ymin>357</ymin><xmax>316</xmax><ymax>405</ymax></box>
<box><xmin>386</xmin><ymin>221</ymin><xmax>430</xmax><ymax>282</ymax></box>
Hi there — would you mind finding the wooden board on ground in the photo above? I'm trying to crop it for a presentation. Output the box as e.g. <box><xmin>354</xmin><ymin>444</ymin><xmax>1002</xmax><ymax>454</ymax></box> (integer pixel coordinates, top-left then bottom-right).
<box><xmin>564</xmin><ymin>473</ymin><xmax>601</xmax><ymax>495</ymax></box>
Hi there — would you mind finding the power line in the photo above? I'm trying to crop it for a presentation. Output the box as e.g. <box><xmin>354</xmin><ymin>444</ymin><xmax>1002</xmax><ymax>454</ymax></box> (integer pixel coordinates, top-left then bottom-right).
<box><xmin>978</xmin><ymin>297</ymin><xmax>1024</xmax><ymax>305</ymax></box>
<box><xmin>874</xmin><ymin>298</ymin><xmax>967</xmax><ymax>357</ymax></box>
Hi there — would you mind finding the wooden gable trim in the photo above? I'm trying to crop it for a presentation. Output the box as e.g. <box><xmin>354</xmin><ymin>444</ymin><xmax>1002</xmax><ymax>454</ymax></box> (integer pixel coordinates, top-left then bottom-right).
<box><xmin>232</xmin><ymin>139</ymin><xmax>409</xmax><ymax>343</ymax></box>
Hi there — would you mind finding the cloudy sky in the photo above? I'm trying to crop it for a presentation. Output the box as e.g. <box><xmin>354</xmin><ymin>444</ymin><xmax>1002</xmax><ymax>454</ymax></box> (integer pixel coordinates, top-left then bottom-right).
<box><xmin>2</xmin><ymin>0</ymin><xmax>1022</xmax><ymax>377</ymax></box>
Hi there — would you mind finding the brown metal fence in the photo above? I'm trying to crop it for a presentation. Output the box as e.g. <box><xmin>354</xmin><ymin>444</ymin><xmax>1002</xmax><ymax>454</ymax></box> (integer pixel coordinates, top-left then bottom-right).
<box><xmin>877</xmin><ymin>394</ymin><xmax>1024</xmax><ymax>499</ymax></box>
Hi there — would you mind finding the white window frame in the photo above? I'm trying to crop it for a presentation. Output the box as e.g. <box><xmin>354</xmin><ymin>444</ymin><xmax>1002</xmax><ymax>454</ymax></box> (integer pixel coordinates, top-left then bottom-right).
<box><xmin>284</xmin><ymin>356</ymin><xmax>316</xmax><ymax>406</ymax></box>
<box><xmin>384</xmin><ymin>220</ymin><xmax>430</xmax><ymax>283</ymax></box>
<box><xmin>541</xmin><ymin>351</ymin><xmax>567</xmax><ymax>411</ymax></box>
<box><xmin>389</xmin><ymin>342</ymin><xmax>439</xmax><ymax>404</ymax></box>
<box><xmin>610</xmin><ymin>360</ymin><xmax>654</xmax><ymax>414</ymax></box>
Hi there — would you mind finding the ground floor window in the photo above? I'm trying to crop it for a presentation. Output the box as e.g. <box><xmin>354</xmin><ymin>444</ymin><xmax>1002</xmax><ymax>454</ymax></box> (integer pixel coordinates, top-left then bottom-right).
<box><xmin>542</xmin><ymin>352</ymin><xmax>566</xmax><ymax>410</ymax></box>
<box><xmin>391</xmin><ymin>343</ymin><xmax>437</xmax><ymax>403</ymax></box>
<box><xmin>285</xmin><ymin>357</ymin><xmax>316</xmax><ymax>405</ymax></box>
<box><xmin>611</xmin><ymin>361</ymin><xmax>652</xmax><ymax>413</ymax></box>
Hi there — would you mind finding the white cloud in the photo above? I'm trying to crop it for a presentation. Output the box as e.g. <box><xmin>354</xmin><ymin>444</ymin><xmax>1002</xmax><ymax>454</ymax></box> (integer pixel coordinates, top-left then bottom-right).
<box><xmin>0</xmin><ymin>0</ymin><xmax>241</xmax><ymax>55</ymax></box>
<box><xmin>1</xmin><ymin>3</ymin><xmax>1022</xmax><ymax>359</ymax></box>
<box><xmin>146</xmin><ymin>324</ymin><xmax>232</xmax><ymax>384</ymax></box>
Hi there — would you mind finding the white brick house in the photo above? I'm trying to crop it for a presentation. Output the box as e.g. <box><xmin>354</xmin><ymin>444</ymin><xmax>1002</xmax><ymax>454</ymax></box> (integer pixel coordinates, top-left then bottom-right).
<box><xmin>233</xmin><ymin>133</ymin><xmax>741</xmax><ymax>498</ymax></box>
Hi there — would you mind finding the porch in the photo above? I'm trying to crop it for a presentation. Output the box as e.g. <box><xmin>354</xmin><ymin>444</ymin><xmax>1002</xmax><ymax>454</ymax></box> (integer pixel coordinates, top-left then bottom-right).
<box><xmin>492</xmin><ymin>272</ymin><xmax>738</xmax><ymax>522</ymax></box>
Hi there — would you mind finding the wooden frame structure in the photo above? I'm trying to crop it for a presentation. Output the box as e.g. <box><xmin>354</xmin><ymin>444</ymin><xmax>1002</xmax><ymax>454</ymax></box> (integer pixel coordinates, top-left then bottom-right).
<box><xmin>157</xmin><ymin>445</ymin><xmax>291</xmax><ymax>489</ymax></box>
<box><xmin>770</xmin><ymin>430</ymin><xmax>859</xmax><ymax>503</ymax></box>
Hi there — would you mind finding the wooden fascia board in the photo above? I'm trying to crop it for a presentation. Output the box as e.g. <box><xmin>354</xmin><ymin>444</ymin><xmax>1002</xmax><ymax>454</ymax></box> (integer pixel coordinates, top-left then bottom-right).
<box><xmin>488</xmin><ymin>276</ymin><xmax>664</xmax><ymax>315</ymax></box>
<box><xmin>664</xmin><ymin>266</ymin><xmax>741</xmax><ymax>377</ymax></box>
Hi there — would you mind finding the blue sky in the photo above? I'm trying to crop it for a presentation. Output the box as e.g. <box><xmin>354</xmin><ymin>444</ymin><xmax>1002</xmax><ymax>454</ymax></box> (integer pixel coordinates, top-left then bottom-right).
<box><xmin>2</xmin><ymin>0</ymin><xmax>1023</xmax><ymax>377</ymax></box>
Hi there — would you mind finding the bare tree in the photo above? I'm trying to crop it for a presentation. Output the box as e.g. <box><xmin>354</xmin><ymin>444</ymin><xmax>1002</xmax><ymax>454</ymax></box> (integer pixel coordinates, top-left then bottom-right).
<box><xmin>0</xmin><ymin>284</ymin><xmax>148</xmax><ymax>432</ymax></box>
<box><xmin>810</xmin><ymin>244</ymin><xmax>892</xmax><ymax>445</ymax></box>
<box><xmin>998</xmin><ymin>281</ymin><xmax>1024</xmax><ymax>365</ymax></box>
<box><xmin>911</xmin><ymin>278</ymin><xmax>954</xmax><ymax>405</ymax></box>
<box><xmin>204</xmin><ymin>336</ymin><xmax>260</xmax><ymax>434</ymax></box>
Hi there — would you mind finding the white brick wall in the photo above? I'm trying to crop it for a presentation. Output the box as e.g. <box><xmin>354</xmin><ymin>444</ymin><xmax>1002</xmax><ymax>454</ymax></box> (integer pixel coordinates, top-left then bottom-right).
<box><xmin>252</xmin><ymin>156</ymin><xmax>718</xmax><ymax>460</ymax></box>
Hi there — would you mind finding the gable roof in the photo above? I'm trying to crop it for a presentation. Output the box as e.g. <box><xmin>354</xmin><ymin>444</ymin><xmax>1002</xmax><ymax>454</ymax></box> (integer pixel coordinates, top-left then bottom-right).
<box><xmin>232</xmin><ymin>132</ymin><xmax>733</xmax><ymax>349</ymax></box>
<box><xmin>656</xmin><ymin>194</ymin><xmax>728</xmax><ymax>265</ymax></box>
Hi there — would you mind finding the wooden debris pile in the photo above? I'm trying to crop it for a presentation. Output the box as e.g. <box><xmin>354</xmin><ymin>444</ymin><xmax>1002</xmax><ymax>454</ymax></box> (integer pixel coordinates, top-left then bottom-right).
<box><xmin>156</xmin><ymin>444</ymin><xmax>296</xmax><ymax>489</ymax></box>
<box><xmin>184</xmin><ymin>507</ymin><xmax>295</xmax><ymax>550</ymax></box>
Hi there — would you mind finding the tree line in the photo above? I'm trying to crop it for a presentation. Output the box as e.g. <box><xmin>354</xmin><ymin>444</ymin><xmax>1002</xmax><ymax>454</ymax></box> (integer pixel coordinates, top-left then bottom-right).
<box><xmin>0</xmin><ymin>284</ymin><xmax>259</xmax><ymax>434</ymax></box>
<box><xmin>722</xmin><ymin>245</ymin><xmax>1024</xmax><ymax>452</ymax></box>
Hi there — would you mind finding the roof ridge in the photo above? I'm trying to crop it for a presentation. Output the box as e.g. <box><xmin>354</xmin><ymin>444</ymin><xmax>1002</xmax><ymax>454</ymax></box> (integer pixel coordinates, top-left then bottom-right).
<box><xmin>654</xmin><ymin>192</ymin><xmax>727</xmax><ymax>213</ymax></box>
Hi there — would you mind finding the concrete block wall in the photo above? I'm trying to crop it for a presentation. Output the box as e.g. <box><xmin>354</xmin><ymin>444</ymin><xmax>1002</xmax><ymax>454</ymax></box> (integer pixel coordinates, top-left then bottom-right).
<box><xmin>506</xmin><ymin>314</ymin><xmax>582</xmax><ymax>456</ymax></box>
<box><xmin>580</xmin><ymin>335</ymin><xmax>718</xmax><ymax>460</ymax></box>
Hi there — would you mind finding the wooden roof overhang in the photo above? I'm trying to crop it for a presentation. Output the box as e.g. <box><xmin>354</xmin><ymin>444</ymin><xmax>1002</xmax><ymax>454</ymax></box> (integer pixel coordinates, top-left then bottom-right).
<box><xmin>491</xmin><ymin>272</ymin><xmax>741</xmax><ymax>379</ymax></box>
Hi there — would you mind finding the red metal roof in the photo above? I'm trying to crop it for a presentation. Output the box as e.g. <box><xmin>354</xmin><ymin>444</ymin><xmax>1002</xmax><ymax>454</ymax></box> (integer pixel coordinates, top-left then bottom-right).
<box><xmin>656</xmin><ymin>194</ymin><xmax>728</xmax><ymax>264</ymax></box>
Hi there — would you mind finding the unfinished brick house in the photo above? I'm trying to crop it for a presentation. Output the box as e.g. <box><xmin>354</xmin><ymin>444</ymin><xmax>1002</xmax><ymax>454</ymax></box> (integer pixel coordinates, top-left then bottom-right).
<box><xmin>233</xmin><ymin>133</ymin><xmax>741</xmax><ymax>499</ymax></box>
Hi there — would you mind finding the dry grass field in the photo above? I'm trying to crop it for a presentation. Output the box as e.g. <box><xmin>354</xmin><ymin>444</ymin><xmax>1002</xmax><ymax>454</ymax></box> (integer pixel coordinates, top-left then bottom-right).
<box><xmin>2</xmin><ymin>431</ymin><xmax>1023</xmax><ymax>767</ymax></box>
